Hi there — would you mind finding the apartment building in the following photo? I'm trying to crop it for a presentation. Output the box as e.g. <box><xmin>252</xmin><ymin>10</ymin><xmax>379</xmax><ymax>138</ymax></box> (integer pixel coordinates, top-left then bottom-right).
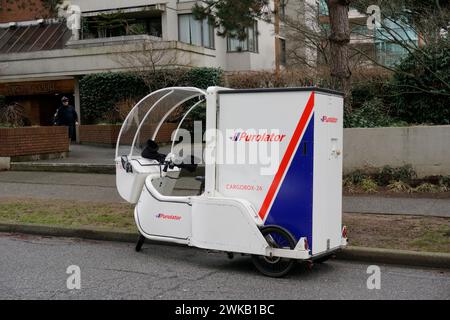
<box><xmin>317</xmin><ymin>0</ymin><xmax>418</xmax><ymax>67</ymax></box>
<box><xmin>0</xmin><ymin>0</ymin><xmax>280</xmax><ymax>126</ymax></box>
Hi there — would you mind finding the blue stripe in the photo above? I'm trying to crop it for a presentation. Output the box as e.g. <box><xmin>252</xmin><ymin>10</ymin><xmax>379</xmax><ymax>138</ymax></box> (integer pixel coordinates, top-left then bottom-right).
<box><xmin>264</xmin><ymin>114</ymin><xmax>314</xmax><ymax>249</ymax></box>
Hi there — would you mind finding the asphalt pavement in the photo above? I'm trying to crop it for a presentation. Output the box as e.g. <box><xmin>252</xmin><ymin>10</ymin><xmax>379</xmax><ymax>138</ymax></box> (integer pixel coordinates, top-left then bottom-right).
<box><xmin>0</xmin><ymin>233</ymin><xmax>449</xmax><ymax>300</ymax></box>
<box><xmin>0</xmin><ymin>171</ymin><xmax>200</xmax><ymax>202</ymax></box>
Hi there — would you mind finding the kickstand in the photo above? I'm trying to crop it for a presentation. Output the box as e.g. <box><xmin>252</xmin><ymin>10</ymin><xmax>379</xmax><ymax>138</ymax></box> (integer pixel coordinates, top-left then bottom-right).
<box><xmin>135</xmin><ymin>235</ymin><xmax>145</xmax><ymax>252</ymax></box>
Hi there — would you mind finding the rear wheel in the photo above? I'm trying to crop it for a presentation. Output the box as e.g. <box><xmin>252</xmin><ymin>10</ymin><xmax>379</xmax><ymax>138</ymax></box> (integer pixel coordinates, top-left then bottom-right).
<box><xmin>251</xmin><ymin>225</ymin><xmax>296</xmax><ymax>278</ymax></box>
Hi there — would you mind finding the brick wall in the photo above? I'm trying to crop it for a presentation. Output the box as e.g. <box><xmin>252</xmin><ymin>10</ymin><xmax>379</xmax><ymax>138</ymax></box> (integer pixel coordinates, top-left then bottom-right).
<box><xmin>0</xmin><ymin>0</ymin><xmax>49</xmax><ymax>23</ymax></box>
<box><xmin>0</xmin><ymin>126</ymin><xmax>69</xmax><ymax>157</ymax></box>
<box><xmin>79</xmin><ymin>123</ymin><xmax>178</xmax><ymax>146</ymax></box>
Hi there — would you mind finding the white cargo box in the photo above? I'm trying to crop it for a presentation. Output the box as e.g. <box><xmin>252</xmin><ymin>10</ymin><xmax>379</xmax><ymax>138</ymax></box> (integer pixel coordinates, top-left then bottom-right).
<box><xmin>208</xmin><ymin>88</ymin><xmax>344</xmax><ymax>255</ymax></box>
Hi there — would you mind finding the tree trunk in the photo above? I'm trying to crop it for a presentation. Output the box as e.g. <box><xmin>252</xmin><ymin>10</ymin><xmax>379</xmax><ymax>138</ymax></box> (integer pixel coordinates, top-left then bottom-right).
<box><xmin>327</xmin><ymin>0</ymin><xmax>352</xmax><ymax>111</ymax></box>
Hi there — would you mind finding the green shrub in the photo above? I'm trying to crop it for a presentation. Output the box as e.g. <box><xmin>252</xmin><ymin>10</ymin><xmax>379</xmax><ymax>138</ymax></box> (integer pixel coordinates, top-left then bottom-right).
<box><xmin>392</xmin><ymin>164</ymin><xmax>417</xmax><ymax>185</ymax></box>
<box><xmin>80</xmin><ymin>72</ymin><xmax>148</xmax><ymax>124</ymax></box>
<box><xmin>414</xmin><ymin>183</ymin><xmax>440</xmax><ymax>193</ymax></box>
<box><xmin>185</xmin><ymin>68</ymin><xmax>224</xmax><ymax>89</ymax></box>
<box><xmin>390</xmin><ymin>40</ymin><xmax>450</xmax><ymax>125</ymax></box>
<box><xmin>344</xmin><ymin>98</ymin><xmax>402</xmax><ymax>128</ymax></box>
<box><xmin>344</xmin><ymin>169</ymin><xmax>368</xmax><ymax>185</ymax></box>
<box><xmin>361</xmin><ymin>178</ymin><xmax>378</xmax><ymax>193</ymax></box>
<box><xmin>387</xmin><ymin>180</ymin><xmax>412</xmax><ymax>193</ymax></box>
<box><xmin>140</xmin><ymin>68</ymin><xmax>223</xmax><ymax>91</ymax></box>
<box><xmin>439</xmin><ymin>176</ymin><xmax>450</xmax><ymax>192</ymax></box>
<box><xmin>439</xmin><ymin>176</ymin><xmax>450</xmax><ymax>187</ymax></box>
<box><xmin>79</xmin><ymin>68</ymin><xmax>224</xmax><ymax>124</ymax></box>
<box><xmin>351</xmin><ymin>69</ymin><xmax>391</xmax><ymax>111</ymax></box>
<box><xmin>376</xmin><ymin>166</ymin><xmax>395</xmax><ymax>186</ymax></box>
<box><xmin>375</xmin><ymin>165</ymin><xmax>417</xmax><ymax>186</ymax></box>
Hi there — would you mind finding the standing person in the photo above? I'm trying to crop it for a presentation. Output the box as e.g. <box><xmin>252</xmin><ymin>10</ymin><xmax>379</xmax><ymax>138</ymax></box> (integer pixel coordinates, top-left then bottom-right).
<box><xmin>54</xmin><ymin>96</ymin><xmax>78</xmax><ymax>142</ymax></box>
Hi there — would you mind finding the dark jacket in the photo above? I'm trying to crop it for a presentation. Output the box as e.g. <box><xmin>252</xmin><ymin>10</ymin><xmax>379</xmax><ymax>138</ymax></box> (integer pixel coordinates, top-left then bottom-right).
<box><xmin>55</xmin><ymin>104</ymin><xmax>78</xmax><ymax>141</ymax></box>
<box><xmin>55</xmin><ymin>105</ymin><xmax>78</xmax><ymax>126</ymax></box>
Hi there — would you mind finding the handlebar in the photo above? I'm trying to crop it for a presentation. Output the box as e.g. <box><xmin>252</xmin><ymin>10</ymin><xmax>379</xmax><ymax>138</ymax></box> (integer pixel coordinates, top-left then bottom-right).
<box><xmin>163</xmin><ymin>158</ymin><xmax>196</xmax><ymax>173</ymax></box>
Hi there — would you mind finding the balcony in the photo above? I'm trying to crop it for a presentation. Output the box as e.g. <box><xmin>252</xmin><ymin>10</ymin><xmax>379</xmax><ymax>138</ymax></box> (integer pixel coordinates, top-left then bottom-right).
<box><xmin>0</xmin><ymin>35</ymin><xmax>217</xmax><ymax>81</ymax></box>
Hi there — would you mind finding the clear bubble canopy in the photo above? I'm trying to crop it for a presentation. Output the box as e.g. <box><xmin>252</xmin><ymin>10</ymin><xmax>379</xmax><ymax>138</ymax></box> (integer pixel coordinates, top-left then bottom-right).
<box><xmin>115</xmin><ymin>87</ymin><xmax>206</xmax><ymax>159</ymax></box>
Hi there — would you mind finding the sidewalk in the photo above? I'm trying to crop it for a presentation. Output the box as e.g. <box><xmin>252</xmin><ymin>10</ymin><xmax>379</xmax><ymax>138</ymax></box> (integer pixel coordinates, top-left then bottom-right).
<box><xmin>343</xmin><ymin>196</ymin><xmax>450</xmax><ymax>218</ymax></box>
<box><xmin>32</xmin><ymin>144</ymin><xmax>115</xmax><ymax>165</ymax></box>
<box><xmin>9</xmin><ymin>144</ymin><xmax>186</xmax><ymax>173</ymax></box>
<box><xmin>5</xmin><ymin>144</ymin><xmax>450</xmax><ymax>217</ymax></box>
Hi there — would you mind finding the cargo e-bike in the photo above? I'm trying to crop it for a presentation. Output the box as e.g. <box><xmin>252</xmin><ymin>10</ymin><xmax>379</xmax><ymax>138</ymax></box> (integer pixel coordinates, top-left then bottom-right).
<box><xmin>116</xmin><ymin>86</ymin><xmax>347</xmax><ymax>277</ymax></box>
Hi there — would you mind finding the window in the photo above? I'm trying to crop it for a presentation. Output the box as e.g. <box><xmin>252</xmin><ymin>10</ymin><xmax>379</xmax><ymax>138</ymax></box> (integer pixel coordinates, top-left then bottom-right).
<box><xmin>279</xmin><ymin>38</ymin><xmax>286</xmax><ymax>65</ymax></box>
<box><xmin>178</xmin><ymin>14</ymin><xmax>215</xmax><ymax>49</ymax></box>
<box><xmin>375</xmin><ymin>41</ymin><xmax>414</xmax><ymax>66</ymax></box>
<box><xmin>374</xmin><ymin>19</ymin><xmax>418</xmax><ymax>66</ymax></box>
<box><xmin>227</xmin><ymin>21</ymin><xmax>258</xmax><ymax>53</ymax></box>
<box><xmin>280</xmin><ymin>0</ymin><xmax>287</xmax><ymax>20</ymax></box>
<box><xmin>318</xmin><ymin>0</ymin><xmax>328</xmax><ymax>16</ymax></box>
<box><xmin>82</xmin><ymin>15</ymin><xmax>162</xmax><ymax>39</ymax></box>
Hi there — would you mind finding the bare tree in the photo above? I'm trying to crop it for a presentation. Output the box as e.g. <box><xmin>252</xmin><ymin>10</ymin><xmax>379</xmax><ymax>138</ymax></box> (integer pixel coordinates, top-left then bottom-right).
<box><xmin>326</xmin><ymin>0</ymin><xmax>352</xmax><ymax>103</ymax></box>
<box><xmin>114</xmin><ymin>38</ymin><xmax>191</xmax><ymax>89</ymax></box>
<box><xmin>349</xmin><ymin>0</ymin><xmax>450</xmax><ymax>94</ymax></box>
<box><xmin>281</xmin><ymin>0</ymin><xmax>449</xmax><ymax>106</ymax></box>
<box><xmin>281</xmin><ymin>1</ymin><xmax>331</xmax><ymax>70</ymax></box>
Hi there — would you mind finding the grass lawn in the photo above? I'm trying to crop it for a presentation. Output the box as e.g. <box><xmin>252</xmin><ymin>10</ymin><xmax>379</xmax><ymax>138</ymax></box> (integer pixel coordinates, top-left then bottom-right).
<box><xmin>0</xmin><ymin>198</ymin><xmax>136</xmax><ymax>232</ymax></box>
<box><xmin>0</xmin><ymin>198</ymin><xmax>449</xmax><ymax>253</ymax></box>
<box><xmin>344</xmin><ymin>213</ymin><xmax>450</xmax><ymax>253</ymax></box>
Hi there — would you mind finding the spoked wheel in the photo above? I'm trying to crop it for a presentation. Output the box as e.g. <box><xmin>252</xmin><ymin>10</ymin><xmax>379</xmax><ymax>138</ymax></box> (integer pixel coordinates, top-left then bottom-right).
<box><xmin>251</xmin><ymin>225</ymin><xmax>296</xmax><ymax>278</ymax></box>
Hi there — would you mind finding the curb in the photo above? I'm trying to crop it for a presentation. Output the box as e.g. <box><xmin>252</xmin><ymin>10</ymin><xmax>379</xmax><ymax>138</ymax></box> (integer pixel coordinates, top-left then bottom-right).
<box><xmin>1</xmin><ymin>223</ymin><xmax>449</xmax><ymax>269</ymax></box>
<box><xmin>9</xmin><ymin>163</ymin><xmax>206</xmax><ymax>176</ymax></box>
<box><xmin>0</xmin><ymin>223</ymin><xmax>137</xmax><ymax>243</ymax></box>
<box><xmin>10</xmin><ymin>163</ymin><xmax>115</xmax><ymax>174</ymax></box>
<box><xmin>335</xmin><ymin>246</ymin><xmax>450</xmax><ymax>269</ymax></box>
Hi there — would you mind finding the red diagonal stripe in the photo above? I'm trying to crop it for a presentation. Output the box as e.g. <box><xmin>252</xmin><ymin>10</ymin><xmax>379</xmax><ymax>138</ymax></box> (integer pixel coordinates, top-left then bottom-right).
<box><xmin>258</xmin><ymin>91</ymin><xmax>315</xmax><ymax>220</ymax></box>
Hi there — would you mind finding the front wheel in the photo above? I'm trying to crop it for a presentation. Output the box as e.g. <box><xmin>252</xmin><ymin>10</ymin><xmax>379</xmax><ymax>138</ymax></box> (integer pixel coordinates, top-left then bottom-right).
<box><xmin>251</xmin><ymin>225</ymin><xmax>296</xmax><ymax>277</ymax></box>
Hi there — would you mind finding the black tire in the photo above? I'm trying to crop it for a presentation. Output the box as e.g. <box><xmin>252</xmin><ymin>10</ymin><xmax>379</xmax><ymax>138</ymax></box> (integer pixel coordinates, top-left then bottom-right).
<box><xmin>251</xmin><ymin>225</ymin><xmax>296</xmax><ymax>278</ymax></box>
<box><xmin>135</xmin><ymin>235</ymin><xmax>145</xmax><ymax>252</ymax></box>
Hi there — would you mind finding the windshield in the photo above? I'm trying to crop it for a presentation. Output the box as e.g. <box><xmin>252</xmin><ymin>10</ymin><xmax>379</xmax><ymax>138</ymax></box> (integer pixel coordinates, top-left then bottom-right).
<box><xmin>115</xmin><ymin>87</ymin><xmax>206</xmax><ymax>158</ymax></box>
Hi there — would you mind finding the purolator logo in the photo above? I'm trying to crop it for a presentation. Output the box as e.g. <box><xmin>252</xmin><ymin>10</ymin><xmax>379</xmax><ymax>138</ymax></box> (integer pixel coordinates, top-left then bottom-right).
<box><xmin>231</xmin><ymin>132</ymin><xmax>287</xmax><ymax>142</ymax></box>
<box><xmin>320</xmin><ymin>116</ymin><xmax>338</xmax><ymax>123</ymax></box>
<box><xmin>155</xmin><ymin>213</ymin><xmax>182</xmax><ymax>221</ymax></box>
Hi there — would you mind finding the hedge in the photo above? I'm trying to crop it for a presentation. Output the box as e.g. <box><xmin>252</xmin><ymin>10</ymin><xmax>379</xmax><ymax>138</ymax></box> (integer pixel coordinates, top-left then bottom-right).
<box><xmin>80</xmin><ymin>68</ymin><xmax>224</xmax><ymax>124</ymax></box>
<box><xmin>80</xmin><ymin>73</ymin><xmax>147</xmax><ymax>124</ymax></box>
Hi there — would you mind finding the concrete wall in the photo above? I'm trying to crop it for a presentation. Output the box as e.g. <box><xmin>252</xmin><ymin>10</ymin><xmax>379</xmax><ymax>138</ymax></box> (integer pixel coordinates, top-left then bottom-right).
<box><xmin>343</xmin><ymin>125</ymin><xmax>450</xmax><ymax>177</ymax></box>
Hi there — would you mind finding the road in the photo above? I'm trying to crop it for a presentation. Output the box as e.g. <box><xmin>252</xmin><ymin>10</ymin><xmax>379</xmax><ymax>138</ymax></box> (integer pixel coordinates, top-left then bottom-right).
<box><xmin>0</xmin><ymin>233</ymin><xmax>449</xmax><ymax>300</ymax></box>
<box><xmin>0</xmin><ymin>171</ymin><xmax>200</xmax><ymax>202</ymax></box>
<box><xmin>0</xmin><ymin>171</ymin><xmax>122</xmax><ymax>202</ymax></box>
